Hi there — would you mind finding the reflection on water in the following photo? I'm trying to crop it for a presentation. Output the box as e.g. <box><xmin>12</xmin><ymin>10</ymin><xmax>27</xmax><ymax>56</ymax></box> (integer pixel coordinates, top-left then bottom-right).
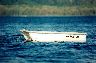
<box><xmin>0</xmin><ymin>16</ymin><xmax>96</xmax><ymax>63</ymax></box>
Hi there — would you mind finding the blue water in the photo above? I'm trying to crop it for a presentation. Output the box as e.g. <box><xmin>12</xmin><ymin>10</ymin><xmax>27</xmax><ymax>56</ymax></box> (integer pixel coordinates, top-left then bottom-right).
<box><xmin>0</xmin><ymin>16</ymin><xmax>96</xmax><ymax>63</ymax></box>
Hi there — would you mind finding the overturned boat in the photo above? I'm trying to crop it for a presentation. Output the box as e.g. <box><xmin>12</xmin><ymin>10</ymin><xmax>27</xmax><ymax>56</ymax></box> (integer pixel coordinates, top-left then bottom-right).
<box><xmin>20</xmin><ymin>29</ymin><xmax>87</xmax><ymax>43</ymax></box>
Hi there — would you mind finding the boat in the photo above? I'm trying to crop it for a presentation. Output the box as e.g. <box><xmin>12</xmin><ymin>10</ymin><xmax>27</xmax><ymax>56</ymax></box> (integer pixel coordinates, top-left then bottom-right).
<box><xmin>20</xmin><ymin>29</ymin><xmax>87</xmax><ymax>43</ymax></box>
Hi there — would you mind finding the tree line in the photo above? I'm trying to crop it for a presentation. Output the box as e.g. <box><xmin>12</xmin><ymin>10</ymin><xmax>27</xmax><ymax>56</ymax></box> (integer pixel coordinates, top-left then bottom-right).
<box><xmin>0</xmin><ymin>0</ymin><xmax>96</xmax><ymax>7</ymax></box>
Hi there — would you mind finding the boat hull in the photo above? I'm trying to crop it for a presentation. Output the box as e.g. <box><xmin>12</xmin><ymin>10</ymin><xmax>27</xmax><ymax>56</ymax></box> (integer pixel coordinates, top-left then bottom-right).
<box><xmin>20</xmin><ymin>29</ymin><xmax>87</xmax><ymax>43</ymax></box>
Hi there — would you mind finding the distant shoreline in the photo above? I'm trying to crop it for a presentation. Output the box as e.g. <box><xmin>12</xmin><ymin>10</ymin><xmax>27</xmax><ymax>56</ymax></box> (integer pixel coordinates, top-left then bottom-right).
<box><xmin>0</xmin><ymin>15</ymin><xmax>96</xmax><ymax>17</ymax></box>
<box><xmin>0</xmin><ymin>5</ymin><xmax>96</xmax><ymax>16</ymax></box>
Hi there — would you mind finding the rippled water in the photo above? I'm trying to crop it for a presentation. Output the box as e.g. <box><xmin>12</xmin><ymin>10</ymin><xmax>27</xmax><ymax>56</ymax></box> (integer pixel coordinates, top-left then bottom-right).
<box><xmin>0</xmin><ymin>16</ymin><xmax>96</xmax><ymax>63</ymax></box>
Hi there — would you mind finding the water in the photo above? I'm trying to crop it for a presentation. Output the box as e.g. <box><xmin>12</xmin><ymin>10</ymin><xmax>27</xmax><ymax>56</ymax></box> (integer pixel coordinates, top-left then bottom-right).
<box><xmin>0</xmin><ymin>16</ymin><xmax>96</xmax><ymax>63</ymax></box>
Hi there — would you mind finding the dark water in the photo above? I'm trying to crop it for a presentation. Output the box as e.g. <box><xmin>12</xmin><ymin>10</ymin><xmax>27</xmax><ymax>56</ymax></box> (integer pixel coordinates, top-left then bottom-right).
<box><xmin>0</xmin><ymin>16</ymin><xmax>96</xmax><ymax>63</ymax></box>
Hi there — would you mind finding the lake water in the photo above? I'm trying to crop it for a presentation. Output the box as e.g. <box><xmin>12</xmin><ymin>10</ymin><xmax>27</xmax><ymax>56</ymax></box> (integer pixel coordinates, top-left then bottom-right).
<box><xmin>0</xmin><ymin>16</ymin><xmax>96</xmax><ymax>63</ymax></box>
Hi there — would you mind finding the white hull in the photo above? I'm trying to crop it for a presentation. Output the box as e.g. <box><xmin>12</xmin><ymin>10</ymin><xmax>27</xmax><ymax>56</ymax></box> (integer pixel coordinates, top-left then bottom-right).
<box><xmin>20</xmin><ymin>29</ymin><xmax>87</xmax><ymax>43</ymax></box>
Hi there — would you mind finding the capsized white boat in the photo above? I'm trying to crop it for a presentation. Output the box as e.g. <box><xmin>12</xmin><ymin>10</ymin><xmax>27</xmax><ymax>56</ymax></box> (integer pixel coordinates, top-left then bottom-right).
<box><xmin>20</xmin><ymin>29</ymin><xmax>87</xmax><ymax>43</ymax></box>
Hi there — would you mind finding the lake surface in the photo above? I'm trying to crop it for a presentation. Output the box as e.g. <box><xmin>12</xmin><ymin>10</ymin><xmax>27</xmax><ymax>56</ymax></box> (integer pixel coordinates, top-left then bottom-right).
<box><xmin>0</xmin><ymin>16</ymin><xmax>96</xmax><ymax>63</ymax></box>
